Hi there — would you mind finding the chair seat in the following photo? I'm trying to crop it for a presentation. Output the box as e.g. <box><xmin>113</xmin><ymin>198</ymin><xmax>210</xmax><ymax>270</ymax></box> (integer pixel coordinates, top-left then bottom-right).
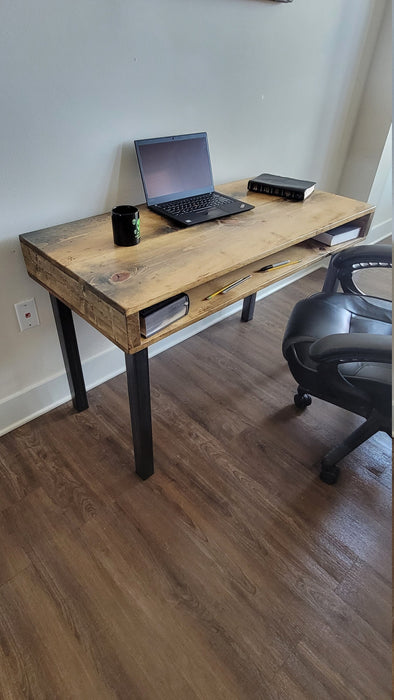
<box><xmin>282</xmin><ymin>291</ymin><xmax>392</xmax><ymax>420</ymax></box>
<box><xmin>283</xmin><ymin>292</ymin><xmax>391</xmax><ymax>347</ymax></box>
<box><xmin>340</xmin><ymin>361</ymin><xmax>391</xmax><ymax>411</ymax></box>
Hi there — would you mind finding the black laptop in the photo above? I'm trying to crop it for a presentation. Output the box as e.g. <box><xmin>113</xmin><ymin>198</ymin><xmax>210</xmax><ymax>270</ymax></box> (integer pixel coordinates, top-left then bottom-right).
<box><xmin>134</xmin><ymin>132</ymin><xmax>254</xmax><ymax>227</ymax></box>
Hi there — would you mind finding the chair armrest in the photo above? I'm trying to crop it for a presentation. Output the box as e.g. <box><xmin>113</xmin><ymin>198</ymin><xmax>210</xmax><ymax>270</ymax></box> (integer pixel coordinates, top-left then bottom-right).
<box><xmin>309</xmin><ymin>333</ymin><xmax>392</xmax><ymax>365</ymax></box>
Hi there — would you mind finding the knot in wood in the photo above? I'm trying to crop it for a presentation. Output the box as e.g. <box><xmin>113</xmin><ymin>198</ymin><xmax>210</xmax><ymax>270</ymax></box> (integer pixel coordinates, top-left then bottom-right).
<box><xmin>110</xmin><ymin>271</ymin><xmax>131</xmax><ymax>283</ymax></box>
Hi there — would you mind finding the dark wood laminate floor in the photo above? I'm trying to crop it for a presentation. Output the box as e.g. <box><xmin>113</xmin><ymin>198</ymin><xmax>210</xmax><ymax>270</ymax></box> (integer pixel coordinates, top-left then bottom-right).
<box><xmin>0</xmin><ymin>267</ymin><xmax>391</xmax><ymax>699</ymax></box>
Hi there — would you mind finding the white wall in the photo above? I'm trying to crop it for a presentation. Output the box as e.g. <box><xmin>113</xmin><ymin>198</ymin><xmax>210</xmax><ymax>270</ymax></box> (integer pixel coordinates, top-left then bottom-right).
<box><xmin>0</xmin><ymin>0</ymin><xmax>390</xmax><ymax>435</ymax></box>
<box><xmin>367</xmin><ymin>126</ymin><xmax>392</xmax><ymax>243</ymax></box>
<box><xmin>338</xmin><ymin>0</ymin><xmax>392</xmax><ymax>242</ymax></box>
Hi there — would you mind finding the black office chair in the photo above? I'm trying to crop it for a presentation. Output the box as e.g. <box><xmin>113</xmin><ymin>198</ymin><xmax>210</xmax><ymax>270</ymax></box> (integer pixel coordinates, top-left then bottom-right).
<box><xmin>282</xmin><ymin>244</ymin><xmax>392</xmax><ymax>484</ymax></box>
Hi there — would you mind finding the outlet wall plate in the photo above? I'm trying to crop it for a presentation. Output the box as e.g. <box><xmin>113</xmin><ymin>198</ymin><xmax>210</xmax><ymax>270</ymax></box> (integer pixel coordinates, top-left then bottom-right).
<box><xmin>14</xmin><ymin>298</ymin><xmax>40</xmax><ymax>331</ymax></box>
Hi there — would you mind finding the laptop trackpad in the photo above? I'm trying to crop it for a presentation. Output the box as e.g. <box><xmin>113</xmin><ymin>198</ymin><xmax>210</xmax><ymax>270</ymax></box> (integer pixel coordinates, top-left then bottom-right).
<box><xmin>199</xmin><ymin>208</ymin><xmax>225</xmax><ymax>219</ymax></box>
<box><xmin>183</xmin><ymin>208</ymin><xmax>229</xmax><ymax>225</ymax></box>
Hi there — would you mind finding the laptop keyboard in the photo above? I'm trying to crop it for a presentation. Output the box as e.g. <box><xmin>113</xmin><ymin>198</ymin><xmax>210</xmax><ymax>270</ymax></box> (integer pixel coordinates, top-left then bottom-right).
<box><xmin>158</xmin><ymin>193</ymin><xmax>231</xmax><ymax>215</ymax></box>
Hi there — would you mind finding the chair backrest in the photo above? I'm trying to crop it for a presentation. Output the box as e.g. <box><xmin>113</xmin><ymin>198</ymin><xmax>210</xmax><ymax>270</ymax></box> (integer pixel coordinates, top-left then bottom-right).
<box><xmin>322</xmin><ymin>244</ymin><xmax>392</xmax><ymax>298</ymax></box>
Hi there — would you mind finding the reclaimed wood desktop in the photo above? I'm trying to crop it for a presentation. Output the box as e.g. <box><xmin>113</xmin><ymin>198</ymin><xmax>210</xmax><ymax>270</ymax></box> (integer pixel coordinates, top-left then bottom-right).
<box><xmin>19</xmin><ymin>180</ymin><xmax>374</xmax><ymax>479</ymax></box>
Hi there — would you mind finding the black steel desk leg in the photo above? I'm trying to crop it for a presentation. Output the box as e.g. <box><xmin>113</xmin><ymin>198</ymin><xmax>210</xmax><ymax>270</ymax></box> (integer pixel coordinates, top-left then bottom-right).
<box><xmin>241</xmin><ymin>293</ymin><xmax>256</xmax><ymax>322</ymax></box>
<box><xmin>125</xmin><ymin>350</ymin><xmax>154</xmax><ymax>480</ymax></box>
<box><xmin>50</xmin><ymin>294</ymin><xmax>89</xmax><ymax>411</ymax></box>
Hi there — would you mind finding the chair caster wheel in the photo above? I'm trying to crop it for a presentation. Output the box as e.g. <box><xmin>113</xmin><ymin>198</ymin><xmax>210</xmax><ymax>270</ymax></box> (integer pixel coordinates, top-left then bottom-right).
<box><xmin>294</xmin><ymin>392</ymin><xmax>312</xmax><ymax>409</ymax></box>
<box><xmin>319</xmin><ymin>465</ymin><xmax>340</xmax><ymax>484</ymax></box>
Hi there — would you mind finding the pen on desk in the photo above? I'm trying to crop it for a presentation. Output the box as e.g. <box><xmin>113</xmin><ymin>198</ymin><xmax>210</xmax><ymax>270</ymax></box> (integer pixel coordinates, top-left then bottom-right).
<box><xmin>205</xmin><ymin>275</ymin><xmax>252</xmax><ymax>300</ymax></box>
<box><xmin>257</xmin><ymin>259</ymin><xmax>301</xmax><ymax>272</ymax></box>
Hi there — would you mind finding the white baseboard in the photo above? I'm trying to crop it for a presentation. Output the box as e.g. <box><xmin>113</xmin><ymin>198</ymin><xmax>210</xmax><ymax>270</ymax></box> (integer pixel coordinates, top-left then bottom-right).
<box><xmin>1</xmin><ymin>224</ymin><xmax>391</xmax><ymax>437</ymax></box>
<box><xmin>366</xmin><ymin>217</ymin><xmax>392</xmax><ymax>244</ymax></box>
<box><xmin>0</xmin><ymin>347</ymin><xmax>126</xmax><ymax>438</ymax></box>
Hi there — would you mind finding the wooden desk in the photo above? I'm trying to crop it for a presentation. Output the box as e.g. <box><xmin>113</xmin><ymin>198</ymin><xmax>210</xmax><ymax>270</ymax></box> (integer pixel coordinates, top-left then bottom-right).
<box><xmin>19</xmin><ymin>180</ymin><xmax>374</xmax><ymax>478</ymax></box>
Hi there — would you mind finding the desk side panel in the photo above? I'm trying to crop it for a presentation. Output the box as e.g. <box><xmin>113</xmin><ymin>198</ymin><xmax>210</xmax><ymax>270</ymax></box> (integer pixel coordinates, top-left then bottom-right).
<box><xmin>21</xmin><ymin>242</ymin><xmax>141</xmax><ymax>353</ymax></box>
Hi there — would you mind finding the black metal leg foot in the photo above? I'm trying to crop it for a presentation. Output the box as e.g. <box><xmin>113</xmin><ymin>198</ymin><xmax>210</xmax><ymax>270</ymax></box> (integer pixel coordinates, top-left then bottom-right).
<box><xmin>320</xmin><ymin>463</ymin><xmax>340</xmax><ymax>485</ymax></box>
<box><xmin>125</xmin><ymin>350</ymin><xmax>154</xmax><ymax>479</ymax></box>
<box><xmin>50</xmin><ymin>294</ymin><xmax>88</xmax><ymax>411</ymax></box>
<box><xmin>241</xmin><ymin>293</ymin><xmax>256</xmax><ymax>322</ymax></box>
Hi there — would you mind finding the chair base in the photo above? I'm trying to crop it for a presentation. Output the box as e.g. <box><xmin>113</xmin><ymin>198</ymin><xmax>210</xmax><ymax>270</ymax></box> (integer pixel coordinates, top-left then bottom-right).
<box><xmin>294</xmin><ymin>386</ymin><xmax>312</xmax><ymax>409</ymax></box>
<box><xmin>319</xmin><ymin>410</ymin><xmax>383</xmax><ymax>484</ymax></box>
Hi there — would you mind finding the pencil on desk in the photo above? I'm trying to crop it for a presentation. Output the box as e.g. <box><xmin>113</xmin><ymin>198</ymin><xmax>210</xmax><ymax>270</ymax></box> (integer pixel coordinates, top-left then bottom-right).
<box><xmin>205</xmin><ymin>275</ymin><xmax>252</xmax><ymax>300</ymax></box>
<box><xmin>257</xmin><ymin>260</ymin><xmax>301</xmax><ymax>272</ymax></box>
<box><xmin>221</xmin><ymin>275</ymin><xmax>252</xmax><ymax>295</ymax></box>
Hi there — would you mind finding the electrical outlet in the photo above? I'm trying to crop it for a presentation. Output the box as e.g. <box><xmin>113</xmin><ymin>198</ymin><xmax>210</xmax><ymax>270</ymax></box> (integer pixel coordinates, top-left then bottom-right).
<box><xmin>14</xmin><ymin>298</ymin><xmax>40</xmax><ymax>331</ymax></box>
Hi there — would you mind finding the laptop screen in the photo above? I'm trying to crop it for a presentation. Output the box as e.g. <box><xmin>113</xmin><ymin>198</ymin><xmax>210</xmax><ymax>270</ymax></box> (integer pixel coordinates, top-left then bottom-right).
<box><xmin>134</xmin><ymin>132</ymin><xmax>214</xmax><ymax>206</ymax></box>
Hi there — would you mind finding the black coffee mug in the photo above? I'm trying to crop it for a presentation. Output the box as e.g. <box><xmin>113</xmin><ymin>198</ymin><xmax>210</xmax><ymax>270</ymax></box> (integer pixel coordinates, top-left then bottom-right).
<box><xmin>112</xmin><ymin>205</ymin><xmax>140</xmax><ymax>246</ymax></box>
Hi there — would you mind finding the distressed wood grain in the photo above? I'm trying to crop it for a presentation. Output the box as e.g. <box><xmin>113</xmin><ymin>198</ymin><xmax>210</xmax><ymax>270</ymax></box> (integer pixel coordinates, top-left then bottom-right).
<box><xmin>20</xmin><ymin>182</ymin><xmax>374</xmax><ymax>353</ymax></box>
